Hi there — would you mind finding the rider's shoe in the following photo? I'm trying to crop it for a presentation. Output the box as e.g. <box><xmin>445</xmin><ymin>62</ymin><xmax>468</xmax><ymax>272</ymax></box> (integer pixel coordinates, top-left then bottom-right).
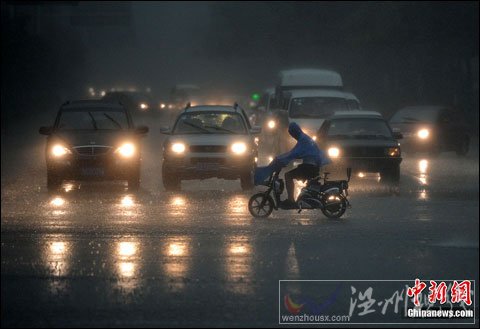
<box><xmin>279</xmin><ymin>199</ymin><xmax>297</xmax><ymax>209</ymax></box>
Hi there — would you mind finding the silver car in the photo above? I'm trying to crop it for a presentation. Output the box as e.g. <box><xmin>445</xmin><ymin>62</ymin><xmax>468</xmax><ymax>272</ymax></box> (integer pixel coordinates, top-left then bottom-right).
<box><xmin>161</xmin><ymin>105</ymin><xmax>260</xmax><ymax>191</ymax></box>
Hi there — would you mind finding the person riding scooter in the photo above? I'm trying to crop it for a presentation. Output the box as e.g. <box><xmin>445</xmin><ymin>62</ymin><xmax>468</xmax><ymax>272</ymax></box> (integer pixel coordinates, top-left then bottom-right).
<box><xmin>254</xmin><ymin>122</ymin><xmax>331</xmax><ymax>208</ymax></box>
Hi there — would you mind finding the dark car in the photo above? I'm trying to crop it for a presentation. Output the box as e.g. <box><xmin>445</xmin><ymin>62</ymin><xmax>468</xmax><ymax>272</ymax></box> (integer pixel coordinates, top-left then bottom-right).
<box><xmin>389</xmin><ymin>105</ymin><xmax>470</xmax><ymax>156</ymax></box>
<box><xmin>317</xmin><ymin>111</ymin><xmax>402</xmax><ymax>182</ymax></box>
<box><xmin>39</xmin><ymin>100</ymin><xmax>149</xmax><ymax>191</ymax></box>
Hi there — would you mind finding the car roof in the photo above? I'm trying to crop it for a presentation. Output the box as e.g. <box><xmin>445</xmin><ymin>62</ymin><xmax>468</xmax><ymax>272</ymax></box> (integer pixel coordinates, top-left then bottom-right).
<box><xmin>332</xmin><ymin>110</ymin><xmax>383</xmax><ymax>117</ymax></box>
<box><xmin>328</xmin><ymin>111</ymin><xmax>385</xmax><ymax>120</ymax></box>
<box><xmin>60</xmin><ymin>100</ymin><xmax>126</xmax><ymax>111</ymax></box>
<box><xmin>397</xmin><ymin>105</ymin><xmax>446</xmax><ymax>112</ymax></box>
<box><xmin>184</xmin><ymin>105</ymin><xmax>241</xmax><ymax>114</ymax></box>
<box><xmin>287</xmin><ymin>89</ymin><xmax>359</xmax><ymax>101</ymax></box>
<box><xmin>279</xmin><ymin>69</ymin><xmax>343</xmax><ymax>88</ymax></box>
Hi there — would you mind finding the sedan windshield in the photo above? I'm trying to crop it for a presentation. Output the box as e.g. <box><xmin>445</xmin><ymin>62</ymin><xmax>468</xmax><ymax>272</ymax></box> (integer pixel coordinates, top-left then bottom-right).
<box><xmin>58</xmin><ymin>110</ymin><xmax>129</xmax><ymax>130</ymax></box>
<box><xmin>174</xmin><ymin>112</ymin><xmax>246</xmax><ymax>134</ymax></box>
<box><xmin>327</xmin><ymin>118</ymin><xmax>393</xmax><ymax>139</ymax></box>
<box><xmin>289</xmin><ymin>97</ymin><xmax>349</xmax><ymax>118</ymax></box>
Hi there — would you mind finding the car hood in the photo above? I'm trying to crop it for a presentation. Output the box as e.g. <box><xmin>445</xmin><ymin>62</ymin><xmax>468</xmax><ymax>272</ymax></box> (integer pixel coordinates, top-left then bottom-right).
<box><xmin>288</xmin><ymin>118</ymin><xmax>325</xmax><ymax>136</ymax></box>
<box><xmin>53</xmin><ymin>130</ymin><xmax>136</xmax><ymax>147</ymax></box>
<box><xmin>325</xmin><ymin>138</ymin><xmax>399</xmax><ymax>148</ymax></box>
<box><xmin>167</xmin><ymin>134</ymin><xmax>251</xmax><ymax>146</ymax></box>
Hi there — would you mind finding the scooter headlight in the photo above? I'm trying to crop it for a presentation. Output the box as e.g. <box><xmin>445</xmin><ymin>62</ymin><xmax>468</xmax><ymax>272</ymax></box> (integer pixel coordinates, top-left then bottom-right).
<box><xmin>387</xmin><ymin>147</ymin><xmax>401</xmax><ymax>157</ymax></box>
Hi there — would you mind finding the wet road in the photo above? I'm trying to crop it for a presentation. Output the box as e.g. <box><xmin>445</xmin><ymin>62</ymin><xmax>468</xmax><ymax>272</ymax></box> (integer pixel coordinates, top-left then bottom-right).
<box><xmin>2</xmin><ymin>113</ymin><xmax>479</xmax><ymax>327</ymax></box>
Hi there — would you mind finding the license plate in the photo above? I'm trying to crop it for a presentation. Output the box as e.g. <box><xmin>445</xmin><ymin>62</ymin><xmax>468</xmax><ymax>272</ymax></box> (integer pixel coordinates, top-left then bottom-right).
<box><xmin>195</xmin><ymin>162</ymin><xmax>219</xmax><ymax>171</ymax></box>
<box><xmin>81</xmin><ymin>167</ymin><xmax>105</xmax><ymax>176</ymax></box>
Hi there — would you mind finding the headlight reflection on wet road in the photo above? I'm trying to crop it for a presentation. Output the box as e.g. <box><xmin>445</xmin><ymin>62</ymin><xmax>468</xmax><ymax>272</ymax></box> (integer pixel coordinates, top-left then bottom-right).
<box><xmin>162</xmin><ymin>236</ymin><xmax>191</xmax><ymax>292</ymax></box>
<box><xmin>225</xmin><ymin>236</ymin><xmax>253</xmax><ymax>295</ymax></box>
<box><xmin>115</xmin><ymin>240</ymin><xmax>140</xmax><ymax>293</ymax></box>
<box><xmin>43</xmin><ymin>236</ymin><xmax>71</xmax><ymax>295</ymax></box>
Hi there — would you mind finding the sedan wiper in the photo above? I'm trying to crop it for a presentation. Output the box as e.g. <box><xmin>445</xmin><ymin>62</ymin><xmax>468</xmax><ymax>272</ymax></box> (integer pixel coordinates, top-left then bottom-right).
<box><xmin>401</xmin><ymin>117</ymin><xmax>421</xmax><ymax>122</ymax></box>
<box><xmin>183</xmin><ymin>121</ymin><xmax>211</xmax><ymax>133</ymax></box>
<box><xmin>88</xmin><ymin>112</ymin><xmax>98</xmax><ymax>130</ymax></box>
<box><xmin>328</xmin><ymin>134</ymin><xmax>352</xmax><ymax>139</ymax></box>
<box><xmin>103</xmin><ymin>113</ymin><xmax>122</xmax><ymax>129</ymax></box>
<box><xmin>352</xmin><ymin>134</ymin><xmax>391</xmax><ymax>139</ymax></box>
<box><xmin>204</xmin><ymin>125</ymin><xmax>237</xmax><ymax>134</ymax></box>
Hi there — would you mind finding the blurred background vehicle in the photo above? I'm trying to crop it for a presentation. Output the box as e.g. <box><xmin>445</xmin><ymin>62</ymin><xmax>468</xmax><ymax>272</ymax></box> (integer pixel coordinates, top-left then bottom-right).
<box><xmin>160</xmin><ymin>104</ymin><xmax>260</xmax><ymax>191</ymax></box>
<box><xmin>389</xmin><ymin>105</ymin><xmax>470</xmax><ymax>156</ymax></box>
<box><xmin>258</xmin><ymin>69</ymin><xmax>361</xmax><ymax>160</ymax></box>
<box><xmin>39</xmin><ymin>100</ymin><xmax>149</xmax><ymax>191</ymax></box>
<box><xmin>317</xmin><ymin>111</ymin><xmax>402</xmax><ymax>183</ymax></box>
<box><xmin>102</xmin><ymin>91</ymin><xmax>156</xmax><ymax>120</ymax></box>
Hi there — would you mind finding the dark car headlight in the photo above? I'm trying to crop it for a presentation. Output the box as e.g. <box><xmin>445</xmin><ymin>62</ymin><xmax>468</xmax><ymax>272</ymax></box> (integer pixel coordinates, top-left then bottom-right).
<box><xmin>115</xmin><ymin>143</ymin><xmax>136</xmax><ymax>157</ymax></box>
<box><xmin>51</xmin><ymin>144</ymin><xmax>72</xmax><ymax>157</ymax></box>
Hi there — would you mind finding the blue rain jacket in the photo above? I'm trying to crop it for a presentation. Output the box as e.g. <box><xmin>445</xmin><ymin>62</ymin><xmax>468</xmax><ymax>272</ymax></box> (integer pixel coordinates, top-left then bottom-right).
<box><xmin>254</xmin><ymin>122</ymin><xmax>331</xmax><ymax>185</ymax></box>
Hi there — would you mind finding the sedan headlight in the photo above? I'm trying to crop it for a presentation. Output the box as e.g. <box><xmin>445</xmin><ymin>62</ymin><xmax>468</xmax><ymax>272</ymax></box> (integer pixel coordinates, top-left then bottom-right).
<box><xmin>51</xmin><ymin>144</ymin><xmax>71</xmax><ymax>157</ymax></box>
<box><xmin>417</xmin><ymin>129</ymin><xmax>430</xmax><ymax>139</ymax></box>
<box><xmin>231</xmin><ymin>142</ymin><xmax>247</xmax><ymax>154</ymax></box>
<box><xmin>328</xmin><ymin>147</ymin><xmax>340</xmax><ymax>158</ymax></box>
<box><xmin>267</xmin><ymin>120</ymin><xmax>276</xmax><ymax>129</ymax></box>
<box><xmin>116</xmin><ymin>143</ymin><xmax>136</xmax><ymax>157</ymax></box>
<box><xmin>171</xmin><ymin>143</ymin><xmax>186</xmax><ymax>154</ymax></box>
<box><xmin>139</xmin><ymin>103</ymin><xmax>149</xmax><ymax>110</ymax></box>
<box><xmin>387</xmin><ymin>147</ymin><xmax>401</xmax><ymax>157</ymax></box>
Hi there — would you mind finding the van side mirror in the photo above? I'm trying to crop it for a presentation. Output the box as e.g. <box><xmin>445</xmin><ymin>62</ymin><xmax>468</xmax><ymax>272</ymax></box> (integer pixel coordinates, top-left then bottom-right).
<box><xmin>160</xmin><ymin>126</ymin><xmax>171</xmax><ymax>135</ymax></box>
<box><xmin>135</xmin><ymin>125</ymin><xmax>149</xmax><ymax>135</ymax></box>
<box><xmin>39</xmin><ymin>126</ymin><xmax>53</xmax><ymax>135</ymax></box>
<box><xmin>392</xmin><ymin>128</ymin><xmax>403</xmax><ymax>140</ymax></box>
<box><xmin>393</xmin><ymin>132</ymin><xmax>403</xmax><ymax>140</ymax></box>
<box><xmin>250</xmin><ymin>126</ymin><xmax>262</xmax><ymax>134</ymax></box>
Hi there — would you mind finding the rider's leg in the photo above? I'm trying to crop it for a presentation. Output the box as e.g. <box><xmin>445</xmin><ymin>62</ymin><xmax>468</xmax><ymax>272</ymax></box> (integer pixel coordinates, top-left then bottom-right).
<box><xmin>285</xmin><ymin>166</ymin><xmax>305</xmax><ymax>202</ymax></box>
<box><xmin>285</xmin><ymin>164</ymin><xmax>320</xmax><ymax>202</ymax></box>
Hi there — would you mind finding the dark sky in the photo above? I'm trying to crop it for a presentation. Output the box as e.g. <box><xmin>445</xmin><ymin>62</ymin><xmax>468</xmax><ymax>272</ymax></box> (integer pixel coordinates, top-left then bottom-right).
<box><xmin>2</xmin><ymin>1</ymin><xmax>478</xmax><ymax>123</ymax></box>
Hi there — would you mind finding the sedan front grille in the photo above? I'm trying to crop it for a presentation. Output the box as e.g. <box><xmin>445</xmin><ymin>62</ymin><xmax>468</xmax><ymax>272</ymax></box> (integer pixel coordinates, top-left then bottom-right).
<box><xmin>342</xmin><ymin>147</ymin><xmax>386</xmax><ymax>157</ymax></box>
<box><xmin>191</xmin><ymin>157</ymin><xmax>226</xmax><ymax>164</ymax></box>
<box><xmin>74</xmin><ymin>146</ymin><xmax>112</xmax><ymax>156</ymax></box>
<box><xmin>189</xmin><ymin>145</ymin><xmax>227</xmax><ymax>153</ymax></box>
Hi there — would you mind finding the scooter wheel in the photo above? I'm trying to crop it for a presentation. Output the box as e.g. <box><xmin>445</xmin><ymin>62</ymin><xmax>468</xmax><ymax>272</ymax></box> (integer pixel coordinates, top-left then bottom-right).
<box><xmin>248</xmin><ymin>193</ymin><xmax>274</xmax><ymax>218</ymax></box>
<box><xmin>321</xmin><ymin>194</ymin><xmax>347</xmax><ymax>219</ymax></box>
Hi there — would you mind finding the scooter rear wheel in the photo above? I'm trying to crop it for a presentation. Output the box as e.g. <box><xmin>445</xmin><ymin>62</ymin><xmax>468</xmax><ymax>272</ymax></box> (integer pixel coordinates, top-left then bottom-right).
<box><xmin>248</xmin><ymin>193</ymin><xmax>274</xmax><ymax>218</ymax></box>
<box><xmin>321</xmin><ymin>194</ymin><xmax>347</xmax><ymax>219</ymax></box>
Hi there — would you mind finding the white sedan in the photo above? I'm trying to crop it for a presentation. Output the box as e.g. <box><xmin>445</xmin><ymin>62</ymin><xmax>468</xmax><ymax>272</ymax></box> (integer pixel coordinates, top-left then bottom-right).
<box><xmin>161</xmin><ymin>105</ymin><xmax>260</xmax><ymax>191</ymax></box>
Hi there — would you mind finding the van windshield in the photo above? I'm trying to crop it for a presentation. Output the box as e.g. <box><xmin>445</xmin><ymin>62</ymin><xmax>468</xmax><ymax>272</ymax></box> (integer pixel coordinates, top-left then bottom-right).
<box><xmin>289</xmin><ymin>97</ymin><xmax>349</xmax><ymax>118</ymax></box>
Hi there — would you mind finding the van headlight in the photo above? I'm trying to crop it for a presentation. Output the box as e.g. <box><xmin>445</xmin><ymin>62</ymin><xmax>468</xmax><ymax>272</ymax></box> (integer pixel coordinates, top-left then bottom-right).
<box><xmin>328</xmin><ymin>147</ymin><xmax>340</xmax><ymax>158</ymax></box>
<box><xmin>51</xmin><ymin>144</ymin><xmax>71</xmax><ymax>157</ymax></box>
<box><xmin>116</xmin><ymin>143</ymin><xmax>136</xmax><ymax>157</ymax></box>
<box><xmin>417</xmin><ymin>129</ymin><xmax>430</xmax><ymax>139</ymax></box>
<box><xmin>171</xmin><ymin>143</ymin><xmax>186</xmax><ymax>154</ymax></box>
<box><xmin>267</xmin><ymin>120</ymin><xmax>276</xmax><ymax>129</ymax></box>
<box><xmin>231</xmin><ymin>142</ymin><xmax>247</xmax><ymax>154</ymax></box>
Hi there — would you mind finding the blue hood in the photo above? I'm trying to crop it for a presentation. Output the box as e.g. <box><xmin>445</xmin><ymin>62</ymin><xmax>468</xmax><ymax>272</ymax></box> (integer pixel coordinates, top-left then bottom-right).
<box><xmin>288</xmin><ymin>122</ymin><xmax>302</xmax><ymax>140</ymax></box>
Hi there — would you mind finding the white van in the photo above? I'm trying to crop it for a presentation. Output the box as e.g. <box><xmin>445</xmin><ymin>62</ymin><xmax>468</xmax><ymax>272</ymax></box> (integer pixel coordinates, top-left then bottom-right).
<box><xmin>272</xmin><ymin>69</ymin><xmax>360</xmax><ymax>146</ymax></box>
<box><xmin>284</xmin><ymin>88</ymin><xmax>360</xmax><ymax>137</ymax></box>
